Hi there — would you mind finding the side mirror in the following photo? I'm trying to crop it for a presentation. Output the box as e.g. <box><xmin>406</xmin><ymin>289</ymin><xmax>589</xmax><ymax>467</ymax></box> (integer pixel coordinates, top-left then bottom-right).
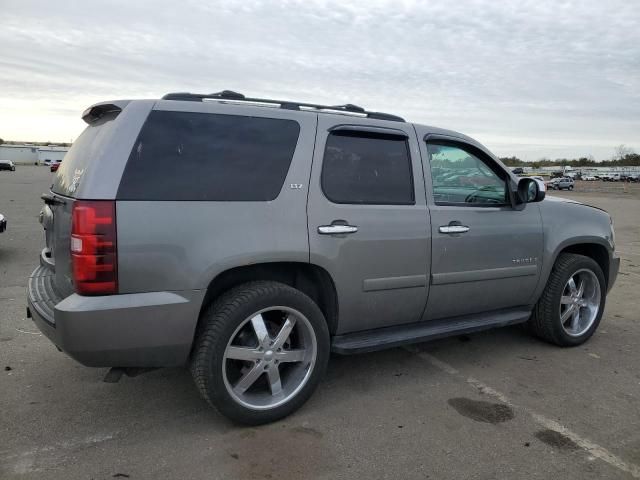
<box><xmin>517</xmin><ymin>177</ymin><xmax>545</xmax><ymax>204</ymax></box>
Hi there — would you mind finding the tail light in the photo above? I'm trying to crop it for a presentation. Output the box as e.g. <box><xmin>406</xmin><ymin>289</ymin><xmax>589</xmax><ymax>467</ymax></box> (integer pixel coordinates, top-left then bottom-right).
<box><xmin>71</xmin><ymin>201</ymin><xmax>118</xmax><ymax>295</ymax></box>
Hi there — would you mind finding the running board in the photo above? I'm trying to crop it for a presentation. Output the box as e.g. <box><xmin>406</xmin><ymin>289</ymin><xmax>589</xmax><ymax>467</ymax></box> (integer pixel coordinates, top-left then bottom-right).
<box><xmin>331</xmin><ymin>307</ymin><xmax>532</xmax><ymax>354</ymax></box>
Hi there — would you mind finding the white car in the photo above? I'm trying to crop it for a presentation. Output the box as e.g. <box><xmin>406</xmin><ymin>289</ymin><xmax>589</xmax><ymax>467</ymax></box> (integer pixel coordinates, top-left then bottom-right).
<box><xmin>583</xmin><ymin>175</ymin><xmax>597</xmax><ymax>181</ymax></box>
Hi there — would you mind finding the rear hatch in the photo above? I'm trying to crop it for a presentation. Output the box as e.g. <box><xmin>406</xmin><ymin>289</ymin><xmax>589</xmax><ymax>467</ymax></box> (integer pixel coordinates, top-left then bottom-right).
<box><xmin>42</xmin><ymin>105</ymin><xmax>125</xmax><ymax>298</ymax></box>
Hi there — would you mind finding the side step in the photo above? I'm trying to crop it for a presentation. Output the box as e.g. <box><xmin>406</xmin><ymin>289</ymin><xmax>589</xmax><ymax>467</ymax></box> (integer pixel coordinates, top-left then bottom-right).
<box><xmin>331</xmin><ymin>307</ymin><xmax>532</xmax><ymax>354</ymax></box>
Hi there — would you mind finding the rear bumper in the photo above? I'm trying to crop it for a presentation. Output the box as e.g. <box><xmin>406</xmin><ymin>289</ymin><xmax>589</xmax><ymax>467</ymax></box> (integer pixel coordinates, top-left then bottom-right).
<box><xmin>28</xmin><ymin>265</ymin><xmax>204</xmax><ymax>367</ymax></box>
<box><xmin>608</xmin><ymin>254</ymin><xmax>620</xmax><ymax>293</ymax></box>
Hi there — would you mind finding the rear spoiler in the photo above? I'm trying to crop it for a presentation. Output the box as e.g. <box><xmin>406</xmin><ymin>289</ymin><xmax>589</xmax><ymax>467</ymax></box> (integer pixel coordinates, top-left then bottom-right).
<box><xmin>81</xmin><ymin>101</ymin><xmax>128</xmax><ymax>124</ymax></box>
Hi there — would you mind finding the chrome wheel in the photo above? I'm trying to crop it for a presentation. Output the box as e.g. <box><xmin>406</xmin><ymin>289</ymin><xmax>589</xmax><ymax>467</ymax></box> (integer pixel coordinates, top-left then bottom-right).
<box><xmin>222</xmin><ymin>307</ymin><xmax>317</xmax><ymax>410</ymax></box>
<box><xmin>559</xmin><ymin>268</ymin><xmax>601</xmax><ymax>337</ymax></box>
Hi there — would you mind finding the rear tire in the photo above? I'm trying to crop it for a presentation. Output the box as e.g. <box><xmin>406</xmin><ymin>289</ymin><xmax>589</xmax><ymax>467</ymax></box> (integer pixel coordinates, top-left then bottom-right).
<box><xmin>528</xmin><ymin>253</ymin><xmax>606</xmax><ymax>346</ymax></box>
<box><xmin>191</xmin><ymin>281</ymin><xmax>330</xmax><ymax>425</ymax></box>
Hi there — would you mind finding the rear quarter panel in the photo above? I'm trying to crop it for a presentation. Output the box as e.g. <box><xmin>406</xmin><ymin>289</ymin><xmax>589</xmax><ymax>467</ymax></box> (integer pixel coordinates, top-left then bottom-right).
<box><xmin>47</xmin><ymin>100</ymin><xmax>155</xmax><ymax>296</ymax></box>
<box><xmin>116</xmin><ymin>103</ymin><xmax>318</xmax><ymax>293</ymax></box>
<box><xmin>73</xmin><ymin>100</ymin><xmax>156</xmax><ymax>199</ymax></box>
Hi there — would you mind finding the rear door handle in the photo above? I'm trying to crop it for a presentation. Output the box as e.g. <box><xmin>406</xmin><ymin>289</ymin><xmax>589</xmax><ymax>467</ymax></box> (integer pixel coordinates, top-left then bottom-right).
<box><xmin>439</xmin><ymin>225</ymin><xmax>470</xmax><ymax>234</ymax></box>
<box><xmin>318</xmin><ymin>224</ymin><xmax>358</xmax><ymax>235</ymax></box>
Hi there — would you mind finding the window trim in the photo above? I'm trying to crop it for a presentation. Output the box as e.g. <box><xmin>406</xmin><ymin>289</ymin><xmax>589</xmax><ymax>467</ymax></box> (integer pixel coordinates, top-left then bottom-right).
<box><xmin>320</xmin><ymin>129</ymin><xmax>416</xmax><ymax>206</ymax></box>
<box><xmin>424</xmin><ymin>137</ymin><xmax>512</xmax><ymax>208</ymax></box>
<box><xmin>328</xmin><ymin>124</ymin><xmax>409</xmax><ymax>138</ymax></box>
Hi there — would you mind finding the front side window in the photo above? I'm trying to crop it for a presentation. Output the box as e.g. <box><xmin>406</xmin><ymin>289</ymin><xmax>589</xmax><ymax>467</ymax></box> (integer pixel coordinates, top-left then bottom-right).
<box><xmin>321</xmin><ymin>131</ymin><xmax>414</xmax><ymax>205</ymax></box>
<box><xmin>426</xmin><ymin>142</ymin><xmax>507</xmax><ymax>205</ymax></box>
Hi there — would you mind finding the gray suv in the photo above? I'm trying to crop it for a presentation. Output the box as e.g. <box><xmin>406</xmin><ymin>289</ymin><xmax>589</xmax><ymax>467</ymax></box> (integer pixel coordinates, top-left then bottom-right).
<box><xmin>552</xmin><ymin>177</ymin><xmax>575</xmax><ymax>190</ymax></box>
<box><xmin>28</xmin><ymin>90</ymin><xmax>620</xmax><ymax>424</ymax></box>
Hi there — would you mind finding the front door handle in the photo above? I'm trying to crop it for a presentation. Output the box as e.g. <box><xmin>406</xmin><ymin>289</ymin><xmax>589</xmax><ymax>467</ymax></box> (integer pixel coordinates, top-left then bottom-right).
<box><xmin>318</xmin><ymin>224</ymin><xmax>358</xmax><ymax>235</ymax></box>
<box><xmin>439</xmin><ymin>225</ymin><xmax>470</xmax><ymax>234</ymax></box>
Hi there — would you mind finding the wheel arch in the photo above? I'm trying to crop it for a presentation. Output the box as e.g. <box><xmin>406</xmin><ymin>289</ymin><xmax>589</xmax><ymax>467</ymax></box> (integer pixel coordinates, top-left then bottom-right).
<box><xmin>197</xmin><ymin>262</ymin><xmax>339</xmax><ymax>338</ymax></box>
<box><xmin>557</xmin><ymin>242</ymin><xmax>610</xmax><ymax>287</ymax></box>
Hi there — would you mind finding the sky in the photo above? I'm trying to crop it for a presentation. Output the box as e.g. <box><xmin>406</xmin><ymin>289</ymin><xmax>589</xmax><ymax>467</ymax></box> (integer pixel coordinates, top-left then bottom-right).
<box><xmin>0</xmin><ymin>0</ymin><xmax>639</xmax><ymax>161</ymax></box>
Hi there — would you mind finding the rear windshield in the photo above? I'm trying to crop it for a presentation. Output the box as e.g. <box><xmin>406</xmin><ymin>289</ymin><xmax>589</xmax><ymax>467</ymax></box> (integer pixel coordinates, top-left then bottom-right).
<box><xmin>51</xmin><ymin>112</ymin><xmax>120</xmax><ymax>197</ymax></box>
<box><xmin>117</xmin><ymin>111</ymin><xmax>300</xmax><ymax>201</ymax></box>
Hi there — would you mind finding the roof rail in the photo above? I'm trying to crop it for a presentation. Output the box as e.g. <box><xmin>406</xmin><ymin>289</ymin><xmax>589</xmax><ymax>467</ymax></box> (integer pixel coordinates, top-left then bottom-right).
<box><xmin>161</xmin><ymin>90</ymin><xmax>405</xmax><ymax>122</ymax></box>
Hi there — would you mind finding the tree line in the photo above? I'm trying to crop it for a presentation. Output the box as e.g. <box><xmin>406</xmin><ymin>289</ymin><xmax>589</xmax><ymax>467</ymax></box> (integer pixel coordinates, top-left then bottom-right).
<box><xmin>500</xmin><ymin>145</ymin><xmax>640</xmax><ymax>168</ymax></box>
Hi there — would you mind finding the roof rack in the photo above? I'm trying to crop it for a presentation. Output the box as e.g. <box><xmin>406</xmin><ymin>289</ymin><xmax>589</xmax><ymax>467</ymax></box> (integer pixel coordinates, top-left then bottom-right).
<box><xmin>161</xmin><ymin>90</ymin><xmax>405</xmax><ymax>122</ymax></box>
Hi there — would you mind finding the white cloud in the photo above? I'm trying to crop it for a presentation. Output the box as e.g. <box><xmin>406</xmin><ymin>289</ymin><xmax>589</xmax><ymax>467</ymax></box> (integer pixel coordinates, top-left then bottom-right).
<box><xmin>0</xmin><ymin>0</ymin><xmax>638</xmax><ymax>159</ymax></box>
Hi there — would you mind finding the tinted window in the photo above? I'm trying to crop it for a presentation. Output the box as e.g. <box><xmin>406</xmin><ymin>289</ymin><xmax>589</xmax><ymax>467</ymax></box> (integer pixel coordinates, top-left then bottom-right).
<box><xmin>321</xmin><ymin>131</ymin><xmax>414</xmax><ymax>205</ymax></box>
<box><xmin>52</xmin><ymin>112</ymin><xmax>119</xmax><ymax>197</ymax></box>
<box><xmin>118</xmin><ymin>111</ymin><xmax>300</xmax><ymax>201</ymax></box>
<box><xmin>427</xmin><ymin>143</ymin><xmax>507</xmax><ymax>205</ymax></box>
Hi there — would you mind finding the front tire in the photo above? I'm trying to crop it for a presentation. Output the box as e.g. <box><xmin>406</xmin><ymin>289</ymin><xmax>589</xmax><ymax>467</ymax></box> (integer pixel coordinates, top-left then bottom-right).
<box><xmin>191</xmin><ymin>281</ymin><xmax>330</xmax><ymax>425</ymax></box>
<box><xmin>529</xmin><ymin>253</ymin><xmax>606</xmax><ymax>346</ymax></box>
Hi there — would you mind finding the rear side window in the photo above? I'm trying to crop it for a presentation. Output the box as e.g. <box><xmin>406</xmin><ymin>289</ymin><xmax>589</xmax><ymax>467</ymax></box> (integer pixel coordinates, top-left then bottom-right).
<box><xmin>118</xmin><ymin>111</ymin><xmax>300</xmax><ymax>201</ymax></box>
<box><xmin>321</xmin><ymin>131</ymin><xmax>414</xmax><ymax>205</ymax></box>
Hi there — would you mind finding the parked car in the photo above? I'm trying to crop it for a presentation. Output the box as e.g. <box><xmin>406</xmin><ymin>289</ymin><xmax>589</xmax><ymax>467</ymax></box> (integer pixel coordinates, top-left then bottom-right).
<box><xmin>27</xmin><ymin>90</ymin><xmax>620</xmax><ymax>425</ymax></box>
<box><xmin>551</xmin><ymin>177</ymin><xmax>575</xmax><ymax>190</ymax></box>
<box><xmin>546</xmin><ymin>178</ymin><xmax>560</xmax><ymax>188</ymax></box>
<box><xmin>582</xmin><ymin>175</ymin><xmax>597</xmax><ymax>181</ymax></box>
<box><xmin>0</xmin><ymin>213</ymin><xmax>6</xmax><ymax>233</ymax></box>
<box><xmin>627</xmin><ymin>174</ymin><xmax>640</xmax><ymax>183</ymax></box>
<box><xmin>50</xmin><ymin>160</ymin><xmax>62</xmax><ymax>172</ymax></box>
<box><xmin>0</xmin><ymin>160</ymin><xmax>16</xmax><ymax>171</ymax></box>
<box><xmin>511</xmin><ymin>167</ymin><xmax>524</xmax><ymax>175</ymax></box>
<box><xmin>602</xmin><ymin>173</ymin><xmax>621</xmax><ymax>182</ymax></box>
